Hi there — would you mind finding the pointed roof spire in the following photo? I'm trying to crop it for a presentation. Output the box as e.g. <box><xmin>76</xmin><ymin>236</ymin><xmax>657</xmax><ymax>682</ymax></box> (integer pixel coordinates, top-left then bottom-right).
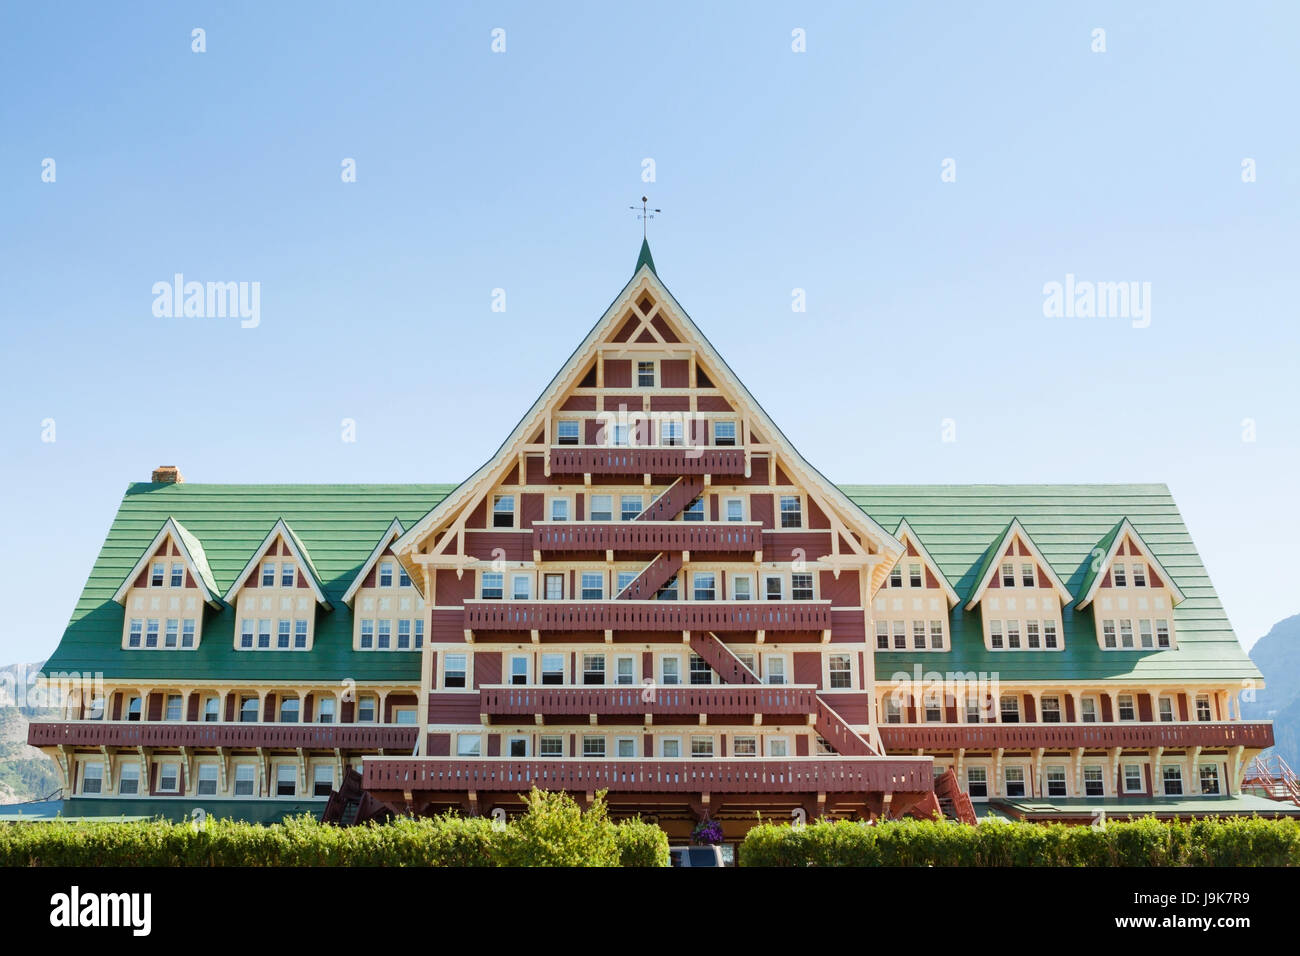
<box><xmin>635</xmin><ymin>237</ymin><xmax>657</xmax><ymax>276</ymax></box>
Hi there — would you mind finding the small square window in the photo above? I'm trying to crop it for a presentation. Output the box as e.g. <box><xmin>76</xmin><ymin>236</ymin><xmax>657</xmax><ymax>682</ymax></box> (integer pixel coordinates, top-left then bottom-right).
<box><xmin>556</xmin><ymin>420</ymin><xmax>580</xmax><ymax>445</ymax></box>
<box><xmin>637</xmin><ymin>361</ymin><xmax>656</xmax><ymax>387</ymax></box>
<box><xmin>620</xmin><ymin>496</ymin><xmax>643</xmax><ymax>521</ymax></box>
<box><xmin>444</xmin><ymin>654</ymin><xmax>467</xmax><ymax>688</ymax></box>
<box><xmin>779</xmin><ymin>496</ymin><xmax>802</xmax><ymax>529</ymax></box>
<box><xmin>714</xmin><ymin>421</ymin><xmax>737</xmax><ymax>446</ymax></box>
<box><xmin>589</xmin><ymin>495</ymin><xmax>613</xmax><ymax>522</ymax></box>
<box><xmin>492</xmin><ymin>496</ymin><xmax>515</xmax><ymax>528</ymax></box>
<box><xmin>481</xmin><ymin>572</ymin><xmax>504</xmax><ymax>600</ymax></box>
<box><xmin>549</xmin><ymin>498</ymin><xmax>569</xmax><ymax>522</ymax></box>
<box><xmin>791</xmin><ymin>573</ymin><xmax>814</xmax><ymax>601</ymax></box>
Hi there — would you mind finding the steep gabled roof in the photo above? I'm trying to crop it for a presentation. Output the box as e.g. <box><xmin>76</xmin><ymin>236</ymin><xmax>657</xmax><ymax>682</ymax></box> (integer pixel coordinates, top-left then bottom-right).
<box><xmin>111</xmin><ymin>517</ymin><xmax>222</xmax><ymax>609</ymax></box>
<box><xmin>964</xmin><ymin>517</ymin><xmax>1073</xmax><ymax>610</ymax></box>
<box><xmin>891</xmin><ymin>519</ymin><xmax>960</xmax><ymax>608</ymax></box>
<box><xmin>392</xmin><ymin>243</ymin><xmax>903</xmax><ymax>583</ymax></box>
<box><xmin>1075</xmin><ymin>517</ymin><xmax>1187</xmax><ymax>610</ymax></box>
<box><xmin>340</xmin><ymin>518</ymin><xmax>405</xmax><ymax>608</ymax></box>
<box><xmin>222</xmin><ymin>518</ymin><xmax>332</xmax><ymax>610</ymax></box>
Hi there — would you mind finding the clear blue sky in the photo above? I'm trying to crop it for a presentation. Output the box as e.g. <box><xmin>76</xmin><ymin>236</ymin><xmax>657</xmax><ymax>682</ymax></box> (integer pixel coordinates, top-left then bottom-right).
<box><xmin>2</xmin><ymin>2</ymin><xmax>1297</xmax><ymax>663</ymax></box>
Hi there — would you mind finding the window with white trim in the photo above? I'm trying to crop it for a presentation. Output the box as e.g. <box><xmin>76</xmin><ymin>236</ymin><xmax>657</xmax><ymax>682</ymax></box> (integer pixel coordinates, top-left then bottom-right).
<box><xmin>966</xmin><ymin>766</ymin><xmax>987</xmax><ymax>798</ymax></box>
<box><xmin>828</xmin><ymin>654</ymin><xmax>852</xmax><ymax>689</ymax></box>
<box><xmin>1117</xmin><ymin>694</ymin><xmax>1136</xmax><ymax>721</ymax></box>
<box><xmin>492</xmin><ymin>495</ymin><xmax>515</xmax><ymax>528</ymax></box>
<box><xmin>444</xmin><ymin>654</ymin><xmax>467</xmax><ymax>689</ymax></box>
<box><xmin>197</xmin><ymin>764</ymin><xmax>219</xmax><ymax>796</ymax></box>
<box><xmin>1162</xmin><ymin>765</ymin><xmax>1183</xmax><ymax>796</ymax></box>
<box><xmin>1045</xmin><ymin>765</ymin><xmax>1067</xmax><ymax>797</ymax></box>
<box><xmin>1199</xmin><ymin>764</ymin><xmax>1221</xmax><ymax>795</ymax></box>
<box><xmin>541</xmin><ymin>653</ymin><xmax>564</xmax><ymax>685</ymax></box>
<box><xmin>457</xmin><ymin>734</ymin><xmax>482</xmax><ymax>757</ymax></box>
<box><xmin>1003</xmin><ymin>766</ymin><xmax>1026</xmax><ymax>797</ymax></box>
<box><xmin>557</xmin><ymin>420</ymin><xmax>580</xmax><ymax>445</ymax></box>
<box><xmin>233</xmin><ymin>764</ymin><xmax>255</xmax><ymax>797</ymax></box>
<box><xmin>779</xmin><ymin>496</ymin><xmax>802</xmax><ymax>529</ymax></box>
<box><xmin>714</xmin><ymin>421</ymin><xmax>737</xmax><ymax>446</ymax></box>
<box><xmin>1084</xmin><ymin>766</ymin><xmax>1105</xmax><ymax>797</ymax></box>
<box><xmin>82</xmin><ymin>762</ymin><xmax>103</xmax><ymax>794</ymax></box>
<box><xmin>159</xmin><ymin>763</ymin><xmax>180</xmax><ymax>793</ymax></box>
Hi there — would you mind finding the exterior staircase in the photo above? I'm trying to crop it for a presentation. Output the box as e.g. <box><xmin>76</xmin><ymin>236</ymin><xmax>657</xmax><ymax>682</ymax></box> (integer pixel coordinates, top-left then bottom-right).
<box><xmin>636</xmin><ymin>476</ymin><xmax>705</xmax><ymax>522</ymax></box>
<box><xmin>690</xmin><ymin>631</ymin><xmax>878</xmax><ymax>757</ymax></box>
<box><xmin>616</xmin><ymin>552</ymin><xmax>683</xmax><ymax>601</ymax></box>
<box><xmin>1242</xmin><ymin>753</ymin><xmax>1300</xmax><ymax>806</ymax></box>
<box><xmin>934</xmin><ymin>766</ymin><xmax>978</xmax><ymax>824</ymax></box>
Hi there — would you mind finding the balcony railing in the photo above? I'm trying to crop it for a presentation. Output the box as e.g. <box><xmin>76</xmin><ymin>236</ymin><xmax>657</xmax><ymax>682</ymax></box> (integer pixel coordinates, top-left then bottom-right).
<box><xmin>548</xmin><ymin>446</ymin><xmax>747</xmax><ymax>477</ymax></box>
<box><xmin>532</xmin><ymin>522</ymin><xmax>759</xmax><ymax>554</ymax></box>
<box><xmin>28</xmin><ymin>720</ymin><xmax>419</xmax><ymax>751</ymax></box>
<box><xmin>464</xmin><ymin>600</ymin><xmax>832</xmax><ymax>633</ymax></box>
<box><xmin>878</xmin><ymin>721</ymin><xmax>1274</xmax><ymax>752</ymax></box>
<box><xmin>363</xmin><ymin>756</ymin><xmax>934</xmax><ymax>794</ymax></box>
<box><xmin>478</xmin><ymin>684</ymin><xmax>818</xmax><ymax>719</ymax></box>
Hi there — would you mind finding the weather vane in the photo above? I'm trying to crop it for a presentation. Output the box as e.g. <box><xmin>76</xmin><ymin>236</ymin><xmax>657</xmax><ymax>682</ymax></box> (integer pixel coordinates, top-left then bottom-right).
<box><xmin>629</xmin><ymin>196</ymin><xmax>661</xmax><ymax>239</ymax></box>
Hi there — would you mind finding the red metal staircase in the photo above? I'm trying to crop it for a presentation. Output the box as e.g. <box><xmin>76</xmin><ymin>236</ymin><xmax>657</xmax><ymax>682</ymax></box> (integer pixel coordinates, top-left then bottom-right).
<box><xmin>616</xmin><ymin>552</ymin><xmax>683</xmax><ymax>601</ymax></box>
<box><xmin>1242</xmin><ymin>753</ymin><xmax>1300</xmax><ymax>806</ymax></box>
<box><xmin>636</xmin><ymin>476</ymin><xmax>706</xmax><ymax>522</ymax></box>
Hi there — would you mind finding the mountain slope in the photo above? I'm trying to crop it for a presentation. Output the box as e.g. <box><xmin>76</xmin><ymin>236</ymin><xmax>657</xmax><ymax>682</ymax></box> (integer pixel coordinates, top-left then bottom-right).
<box><xmin>1244</xmin><ymin>614</ymin><xmax>1300</xmax><ymax>768</ymax></box>
<box><xmin>0</xmin><ymin>662</ymin><xmax>60</xmax><ymax>804</ymax></box>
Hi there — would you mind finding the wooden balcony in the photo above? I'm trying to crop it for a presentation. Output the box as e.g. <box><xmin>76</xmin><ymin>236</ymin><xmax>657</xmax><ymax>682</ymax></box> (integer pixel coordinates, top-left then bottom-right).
<box><xmin>463</xmin><ymin>600</ymin><xmax>832</xmax><ymax>634</ymax></box>
<box><xmin>878</xmin><ymin>721</ymin><xmax>1274</xmax><ymax>752</ymax></box>
<box><xmin>478</xmin><ymin>684</ymin><xmax>818</xmax><ymax>719</ymax></box>
<box><xmin>363</xmin><ymin>756</ymin><xmax>934</xmax><ymax>794</ymax></box>
<box><xmin>28</xmin><ymin>720</ymin><xmax>419</xmax><ymax>751</ymax></box>
<box><xmin>548</xmin><ymin>446</ymin><xmax>747</xmax><ymax>477</ymax></box>
<box><xmin>532</xmin><ymin>521</ymin><xmax>759</xmax><ymax>554</ymax></box>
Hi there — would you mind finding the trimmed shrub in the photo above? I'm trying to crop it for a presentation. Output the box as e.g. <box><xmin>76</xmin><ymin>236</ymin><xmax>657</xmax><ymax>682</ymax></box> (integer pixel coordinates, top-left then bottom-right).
<box><xmin>491</xmin><ymin>788</ymin><xmax>620</xmax><ymax>867</ymax></box>
<box><xmin>613</xmin><ymin>817</ymin><xmax>670</xmax><ymax>867</ymax></box>
<box><xmin>739</xmin><ymin>816</ymin><xmax>1300</xmax><ymax>867</ymax></box>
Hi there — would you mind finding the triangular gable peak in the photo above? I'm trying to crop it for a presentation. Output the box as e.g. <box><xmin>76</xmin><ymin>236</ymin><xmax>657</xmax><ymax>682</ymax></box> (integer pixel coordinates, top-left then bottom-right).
<box><xmin>965</xmin><ymin>518</ymin><xmax>1072</xmax><ymax>611</ymax></box>
<box><xmin>112</xmin><ymin>517</ymin><xmax>222</xmax><ymax>609</ymax></box>
<box><xmin>393</xmin><ymin>247</ymin><xmax>904</xmax><ymax>590</ymax></box>
<box><xmin>341</xmin><ymin>518</ymin><xmax>405</xmax><ymax>608</ymax></box>
<box><xmin>887</xmin><ymin>520</ymin><xmax>960</xmax><ymax>608</ymax></box>
<box><xmin>222</xmin><ymin>519</ymin><xmax>332</xmax><ymax>609</ymax></box>
<box><xmin>1075</xmin><ymin>518</ymin><xmax>1185</xmax><ymax>610</ymax></box>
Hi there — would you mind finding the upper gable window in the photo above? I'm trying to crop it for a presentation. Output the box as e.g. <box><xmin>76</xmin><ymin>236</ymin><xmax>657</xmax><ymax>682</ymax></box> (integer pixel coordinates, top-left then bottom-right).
<box><xmin>1132</xmin><ymin>563</ymin><xmax>1147</xmax><ymax>587</ymax></box>
<box><xmin>492</xmin><ymin>495</ymin><xmax>515</xmax><ymax>528</ymax></box>
<box><xmin>662</xmin><ymin>420</ymin><xmax>683</xmax><ymax>446</ymax></box>
<box><xmin>1000</xmin><ymin>562</ymin><xmax>1015</xmax><ymax>587</ymax></box>
<box><xmin>151</xmin><ymin>563</ymin><xmax>165</xmax><ymax>587</ymax></box>
<box><xmin>1113</xmin><ymin>562</ymin><xmax>1127</xmax><ymax>587</ymax></box>
<box><xmin>280</xmin><ymin>563</ymin><xmax>296</xmax><ymax>588</ymax></box>
<box><xmin>399</xmin><ymin>565</ymin><xmax>411</xmax><ymax>588</ymax></box>
<box><xmin>779</xmin><ymin>496</ymin><xmax>802</xmax><ymax>529</ymax></box>
<box><xmin>714</xmin><ymin>422</ymin><xmax>737</xmax><ymax>446</ymax></box>
<box><xmin>557</xmin><ymin>420</ymin><xmax>580</xmax><ymax>445</ymax></box>
<box><xmin>379</xmin><ymin>561</ymin><xmax>394</xmax><ymax>588</ymax></box>
<box><xmin>261</xmin><ymin>562</ymin><xmax>276</xmax><ymax>587</ymax></box>
<box><xmin>169</xmin><ymin>563</ymin><xmax>184</xmax><ymax>587</ymax></box>
<box><xmin>1020</xmin><ymin>563</ymin><xmax>1035</xmax><ymax>587</ymax></box>
<box><xmin>889</xmin><ymin>566</ymin><xmax>903</xmax><ymax>588</ymax></box>
<box><xmin>908</xmin><ymin>563</ymin><xmax>923</xmax><ymax>588</ymax></box>
<box><xmin>637</xmin><ymin>361</ymin><xmax>656</xmax><ymax>388</ymax></box>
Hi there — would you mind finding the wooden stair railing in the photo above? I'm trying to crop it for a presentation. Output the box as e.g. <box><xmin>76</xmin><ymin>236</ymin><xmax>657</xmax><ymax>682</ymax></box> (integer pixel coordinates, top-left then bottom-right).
<box><xmin>934</xmin><ymin>766</ymin><xmax>978</xmax><ymax>825</ymax></box>
<box><xmin>616</xmin><ymin>552</ymin><xmax>683</xmax><ymax>601</ymax></box>
<box><xmin>689</xmin><ymin>631</ymin><xmax>877</xmax><ymax>757</ymax></box>
<box><xmin>636</xmin><ymin>476</ymin><xmax>705</xmax><ymax>522</ymax></box>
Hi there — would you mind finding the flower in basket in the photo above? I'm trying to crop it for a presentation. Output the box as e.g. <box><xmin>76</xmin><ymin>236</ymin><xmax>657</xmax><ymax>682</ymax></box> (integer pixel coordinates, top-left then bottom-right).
<box><xmin>691</xmin><ymin>817</ymin><xmax>724</xmax><ymax>845</ymax></box>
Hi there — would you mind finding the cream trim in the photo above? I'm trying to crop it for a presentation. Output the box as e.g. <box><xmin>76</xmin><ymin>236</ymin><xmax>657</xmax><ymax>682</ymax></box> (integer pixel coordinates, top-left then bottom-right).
<box><xmin>111</xmin><ymin>517</ymin><xmax>222</xmax><ymax>609</ymax></box>
<box><xmin>965</xmin><ymin>518</ymin><xmax>1072</xmax><ymax>611</ymax></box>
<box><xmin>340</xmin><ymin>518</ymin><xmax>406</xmax><ymax>607</ymax></box>
<box><xmin>1075</xmin><ymin>518</ymin><xmax>1187</xmax><ymax>610</ymax></box>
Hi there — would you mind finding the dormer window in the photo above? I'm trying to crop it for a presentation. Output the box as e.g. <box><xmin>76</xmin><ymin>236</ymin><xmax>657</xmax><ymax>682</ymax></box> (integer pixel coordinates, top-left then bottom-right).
<box><xmin>889</xmin><ymin>566</ymin><xmax>903</xmax><ymax>588</ymax></box>
<box><xmin>1132</xmin><ymin>563</ymin><xmax>1146</xmax><ymax>587</ymax></box>
<box><xmin>909</xmin><ymin>563</ymin><xmax>923</xmax><ymax>588</ymax></box>
<box><xmin>714</xmin><ymin>421</ymin><xmax>736</xmax><ymax>446</ymax></box>
<box><xmin>281</xmin><ymin>563</ymin><xmax>296</xmax><ymax>587</ymax></box>
<box><xmin>261</xmin><ymin>563</ymin><xmax>276</xmax><ymax>587</ymax></box>
<box><xmin>1001</xmin><ymin>563</ymin><xmax>1015</xmax><ymax>587</ymax></box>
<box><xmin>379</xmin><ymin>562</ymin><xmax>394</xmax><ymax>587</ymax></box>
<box><xmin>637</xmin><ymin>361</ymin><xmax>656</xmax><ymax>387</ymax></box>
<box><xmin>170</xmin><ymin>563</ymin><xmax>184</xmax><ymax>587</ymax></box>
<box><xmin>151</xmin><ymin>563</ymin><xmax>165</xmax><ymax>587</ymax></box>
<box><xmin>557</xmin><ymin>420</ymin><xmax>580</xmax><ymax>445</ymax></box>
<box><xmin>1113</xmin><ymin>563</ymin><xmax>1127</xmax><ymax>587</ymax></box>
<box><xmin>1020</xmin><ymin>563</ymin><xmax>1035</xmax><ymax>587</ymax></box>
<box><xmin>398</xmin><ymin>565</ymin><xmax>411</xmax><ymax>587</ymax></box>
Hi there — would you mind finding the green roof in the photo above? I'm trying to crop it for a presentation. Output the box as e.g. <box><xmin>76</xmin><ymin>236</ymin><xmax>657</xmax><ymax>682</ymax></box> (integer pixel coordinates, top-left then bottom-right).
<box><xmin>991</xmin><ymin>794</ymin><xmax>1300</xmax><ymax>818</ymax></box>
<box><xmin>44</xmin><ymin>482</ymin><xmax>1260</xmax><ymax>686</ymax></box>
<box><xmin>842</xmin><ymin>484</ymin><xmax>1261</xmax><ymax>683</ymax></box>
<box><xmin>1074</xmin><ymin>517</ymin><xmax>1125</xmax><ymax>608</ymax></box>
<box><xmin>635</xmin><ymin>238</ymin><xmax>656</xmax><ymax>275</ymax></box>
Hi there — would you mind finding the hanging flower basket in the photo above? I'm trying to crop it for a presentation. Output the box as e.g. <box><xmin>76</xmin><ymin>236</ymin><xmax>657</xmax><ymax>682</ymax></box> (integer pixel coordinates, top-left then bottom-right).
<box><xmin>691</xmin><ymin>817</ymin><xmax>724</xmax><ymax>845</ymax></box>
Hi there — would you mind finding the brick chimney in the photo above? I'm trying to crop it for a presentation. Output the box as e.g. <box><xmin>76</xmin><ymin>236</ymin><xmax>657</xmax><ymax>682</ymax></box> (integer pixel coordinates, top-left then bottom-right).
<box><xmin>151</xmin><ymin>465</ymin><xmax>184</xmax><ymax>484</ymax></box>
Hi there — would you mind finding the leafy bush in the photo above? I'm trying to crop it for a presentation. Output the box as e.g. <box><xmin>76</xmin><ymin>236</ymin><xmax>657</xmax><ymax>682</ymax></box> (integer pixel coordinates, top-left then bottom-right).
<box><xmin>738</xmin><ymin>815</ymin><xmax>1300</xmax><ymax>867</ymax></box>
<box><xmin>0</xmin><ymin>789</ymin><xmax>666</xmax><ymax>867</ymax></box>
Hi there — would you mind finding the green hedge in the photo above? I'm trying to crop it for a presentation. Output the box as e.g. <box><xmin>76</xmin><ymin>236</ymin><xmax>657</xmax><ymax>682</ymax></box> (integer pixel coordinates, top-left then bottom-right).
<box><xmin>0</xmin><ymin>789</ymin><xmax>669</xmax><ymax>867</ymax></box>
<box><xmin>739</xmin><ymin>816</ymin><xmax>1300</xmax><ymax>867</ymax></box>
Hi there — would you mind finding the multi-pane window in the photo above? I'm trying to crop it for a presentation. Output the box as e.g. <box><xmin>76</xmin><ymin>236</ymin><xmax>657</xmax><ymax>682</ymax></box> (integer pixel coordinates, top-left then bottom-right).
<box><xmin>1043</xmin><ymin>621</ymin><xmax>1058</xmax><ymax>649</ymax></box>
<box><xmin>1123</xmin><ymin>764</ymin><xmax>1144</xmax><ymax>792</ymax></box>
<box><xmin>689</xmin><ymin>654</ymin><xmax>712</xmax><ymax>685</ymax></box>
<box><xmin>683</xmin><ymin>496</ymin><xmax>705</xmax><ymax>521</ymax></box>
<box><xmin>1004</xmin><ymin>767</ymin><xmax>1026</xmax><ymax>797</ymax></box>
<box><xmin>82</xmin><ymin>763</ymin><xmax>103</xmax><ymax>795</ymax></box>
<box><xmin>261</xmin><ymin>563</ymin><xmax>276</xmax><ymax>587</ymax></box>
<box><xmin>317</xmin><ymin>698</ymin><xmax>335</xmax><ymax>724</ymax></box>
<box><xmin>583</xmin><ymin>654</ymin><xmax>606</xmax><ymax>686</ymax></box>
<box><xmin>883</xmin><ymin>698</ymin><xmax>902</xmax><ymax>724</ymax></box>
<box><xmin>589</xmin><ymin>495</ymin><xmax>613</xmax><ymax>521</ymax></box>
<box><xmin>556</xmin><ymin>420</ymin><xmax>580</xmax><ymax>445</ymax></box>
<box><xmin>581</xmin><ymin>573</ymin><xmax>604</xmax><ymax>600</ymax></box>
<box><xmin>182</xmin><ymin>619</ymin><xmax>196</xmax><ymax>648</ymax></box>
<box><xmin>165</xmin><ymin>694</ymin><xmax>182</xmax><ymax>720</ymax></box>
<box><xmin>278</xmin><ymin>620</ymin><xmax>291</xmax><ymax>649</ymax></box>
<box><xmin>1084</xmin><ymin>766</ymin><xmax>1105</xmax><ymax>796</ymax></box>
<box><xmin>509</xmin><ymin>656</ymin><xmax>529</xmax><ymax>685</ymax></box>
<box><xmin>965</xmin><ymin>696</ymin><xmax>983</xmax><ymax>724</ymax></box>
<box><xmin>1139</xmin><ymin>620</ymin><xmax>1154</xmax><ymax>649</ymax></box>
<box><xmin>779</xmin><ymin>496</ymin><xmax>802</xmax><ymax>528</ymax></box>
<box><xmin>731</xmin><ymin>575</ymin><xmax>752</xmax><ymax>601</ymax></box>
<box><xmin>233</xmin><ymin>764</ymin><xmax>255</xmax><ymax>797</ymax></box>
<box><xmin>912</xmin><ymin>621</ymin><xmax>927</xmax><ymax>650</ymax></box>
<box><xmin>360</xmin><ymin>620</ymin><xmax>374</xmax><ymax>649</ymax></box>
<box><xmin>257</xmin><ymin>619</ymin><xmax>271</xmax><ymax>649</ymax></box>
<box><xmin>280</xmin><ymin>697</ymin><xmax>299</xmax><ymax>723</ymax></box>
<box><xmin>170</xmin><ymin>563</ymin><xmax>184</xmax><ymax>587</ymax></box>
<box><xmin>1046</xmin><ymin>766</ymin><xmax>1067</xmax><ymax>797</ymax></box>
<box><xmin>828</xmin><ymin>654</ymin><xmax>852</xmax><ymax>689</ymax></box>
<box><xmin>128</xmin><ymin>620</ymin><xmax>143</xmax><ymax>648</ymax></box>
<box><xmin>930</xmin><ymin>621</ymin><xmax>945</xmax><ymax>650</ymax></box>
<box><xmin>909</xmin><ymin>563</ymin><xmax>924</xmax><ymax>588</ymax></box>
<box><xmin>240</xmin><ymin>620</ymin><xmax>254</xmax><ymax>648</ymax></box>
<box><xmin>620</xmin><ymin>496</ymin><xmax>643</xmax><ymax>521</ymax></box>
<box><xmin>544</xmin><ymin>574</ymin><xmax>564</xmax><ymax>600</ymax></box>
<box><xmin>1026</xmin><ymin>621</ymin><xmax>1040</xmax><ymax>649</ymax></box>
<box><xmin>197</xmin><ymin>764</ymin><xmax>219</xmax><ymax>796</ymax></box>
<box><xmin>662</xmin><ymin>420</ymin><xmax>683</xmax><ymax>446</ymax></box>
<box><xmin>1117</xmin><ymin>694</ymin><xmax>1136</xmax><ymax>721</ymax></box>
<box><xmin>725</xmin><ymin>498</ymin><xmax>744</xmax><ymax>522</ymax></box>
<box><xmin>765</xmin><ymin>656</ymin><xmax>786</xmax><ymax>686</ymax></box>
<box><xmin>540</xmin><ymin>735</ymin><xmax>564</xmax><ymax>757</ymax></box>
<box><xmin>1158</xmin><ymin>696</ymin><xmax>1174</xmax><ymax>722</ymax></box>
<box><xmin>357</xmin><ymin>696</ymin><xmax>377</xmax><ymax>722</ymax></box>
<box><xmin>583</xmin><ymin>736</ymin><xmax>606</xmax><ymax>758</ymax></box>
<box><xmin>481</xmin><ymin>572</ymin><xmax>504</xmax><ymax>600</ymax></box>
<box><xmin>893</xmin><ymin>621</ymin><xmax>906</xmax><ymax>650</ymax></box>
<box><xmin>1132</xmin><ymin>563</ymin><xmax>1147</xmax><ymax>587</ymax></box>
<box><xmin>791</xmin><ymin>574</ymin><xmax>814</xmax><ymax>601</ymax></box>
<box><xmin>1006</xmin><ymin>621</ymin><xmax>1020</xmax><ymax>649</ymax></box>
<box><xmin>313</xmin><ymin>765</ymin><xmax>334</xmax><ymax>798</ymax></box>
<box><xmin>549</xmin><ymin>497</ymin><xmax>570</xmax><ymax>522</ymax></box>
<box><xmin>240</xmin><ymin>696</ymin><xmax>259</xmax><ymax>722</ymax></box>
<box><xmin>159</xmin><ymin>764</ymin><xmax>180</xmax><ymax>793</ymax></box>
<box><xmin>492</xmin><ymin>495</ymin><xmax>515</xmax><ymax>528</ymax></box>
<box><xmin>399</xmin><ymin>566</ymin><xmax>411</xmax><ymax>587</ymax></box>
<box><xmin>164</xmin><ymin>619</ymin><xmax>179</xmax><ymax>648</ymax></box>
<box><xmin>713</xmin><ymin>421</ymin><xmax>736</xmax><ymax>446</ymax></box>
<box><xmin>655</xmin><ymin>575</ymin><xmax>679</xmax><ymax>600</ymax></box>
<box><xmin>661</xmin><ymin>656</ymin><xmax>681</xmax><ymax>685</ymax></box>
<box><xmin>1102</xmin><ymin>620</ymin><xmax>1117</xmax><ymax>648</ymax></box>
<box><xmin>204</xmin><ymin>696</ymin><xmax>219</xmax><ymax>721</ymax></box>
<box><xmin>414</xmin><ymin>620</ymin><xmax>424</xmax><ymax>648</ymax></box>
<box><xmin>1001</xmin><ymin>563</ymin><xmax>1015</xmax><ymax>587</ymax></box>
<box><xmin>1196</xmin><ymin>695</ymin><xmax>1212</xmax><ymax>721</ymax></box>
<box><xmin>1040</xmin><ymin>696</ymin><xmax>1061</xmax><ymax>723</ymax></box>
<box><xmin>990</xmin><ymin>621</ymin><xmax>1003</xmax><ymax>649</ymax></box>
<box><xmin>378</xmin><ymin>562</ymin><xmax>393</xmax><ymax>587</ymax></box>
<box><xmin>966</xmin><ymin>767</ymin><xmax>987</xmax><ymax>798</ymax></box>
<box><xmin>637</xmin><ymin>361</ymin><xmax>656</xmax><ymax>387</ymax></box>
<box><xmin>118</xmin><ymin>763</ymin><xmax>141</xmax><ymax>795</ymax></box>
<box><xmin>889</xmin><ymin>566</ymin><xmax>903</xmax><ymax>588</ymax></box>
<box><xmin>693</xmin><ymin>573</ymin><xmax>716</xmax><ymax>601</ymax></box>
<box><xmin>615</xmin><ymin>656</ymin><xmax>635</xmax><ymax>685</ymax></box>
<box><xmin>1120</xmin><ymin>620</ymin><xmax>1134</xmax><ymax>648</ymax></box>
<box><xmin>145</xmin><ymin>619</ymin><xmax>159</xmax><ymax>648</ymax></box>
<box><xmin>295</xmin><ymin>619</ymin><xmax>308</xmax><ymax>649</ymax></box>
<box><xmin>1162</xmin><ymin>766</ymin><xmax>1183</xmax><ymax>796</ymax></box>
<box><xmin>1156</xmin><ymin>621</ymin><xmax>1171</xmax><ymax>648</ymax></box>
<box><xmin>765</xmin><ymin>576</ymin><xmax>784</xmax><ymax>601</ymax></box>
<box><xmin>444</xmin><ymin>654</ymin><xmax>467</xmax><ymax>688</ymax></box>
<box><xmin>1081</xmin><ymin>697</ymin><xmax>1098</xmax><ymax>722</ymax></box>
<box><xmin>397</xmin><ymin>620</ymin><xmax>411</xmax><ymax>649</ymax></box>
<box><xmin>1021</xmin><ymin>563</ymin><xmax>1035</xmax><ymax>587</ymax></box>
<box><xmin>1113</xmin><ymin>563</ymin><xmax>1127</xmax><ymax>587</ymax></box>
<box><xmin>151</xmin><ymin>563</ymin><xmax>165</xmax><ymax>587</ymax></box>
<box><xmin>1199</xmin><ymin>764</ymin><xmax>1221</xmax><ymax>795</ymax></box>
<box><xmin>876</xmin><ymin>621</ymin><xmax>889</xmax><ymax>650</ymax></box>
<box><xmin>1000</xmin><ymin>695</ymin><xmax>1020</xmax><ymax>723</ymax></box>
<box><xmin>733</xmin><ymin>736</ymin><xmax>758</xmax><ymax>757</ymax></box>
<box><xmin>924</xmin><ymin>696</ymin><xmax>942</xmax><ymax>723</ymax></box>
<box><xmin>281</xmin><ymin>563</ymin><xmax>296</xmax><ymax>588</ymax></box>
<box><xmin>690</xmin><ymin>736</ymin><xmax>714</xmax><ymax>758</ymax></box>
